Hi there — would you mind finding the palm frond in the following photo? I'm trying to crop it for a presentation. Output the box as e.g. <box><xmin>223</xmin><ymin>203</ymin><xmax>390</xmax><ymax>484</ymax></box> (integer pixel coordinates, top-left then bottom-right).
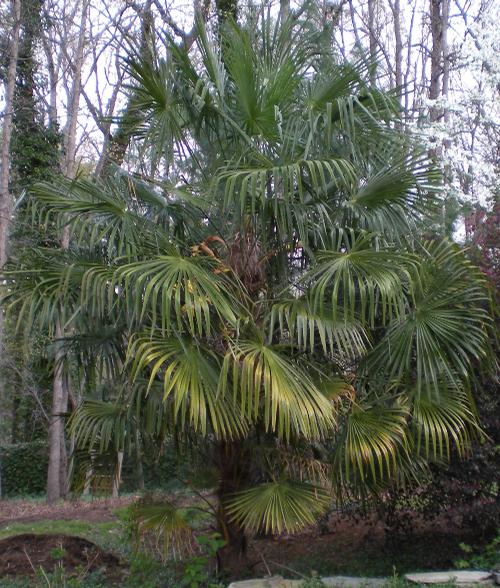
<box><xmin>410</xmin><ymin>384</ymin><xmax>480</xmax><ymax>459</ymax></box>
<box><xmin>269</xmin><ymin>298</ymin><xmax>368</xmax><ymax>357</ymax></box>
<box><xmin>128</xmin><ymin>334</ymin><xmax>247</xmax><ymax>439</ymax></box>
<box><xmin>219</xmin><ymin>339</ymin><xmax>336</xmax><ymax>440</ymax></box>
<box><xmin>116</xmin><ymin>254</ymin><xmax>242</xmax><ymax>336</ymax></box>
<box><xmin>365</xmin><ymin>240</ymin><xmax>490</xmax><ymax>392</ymax></box>
<box><xmin>69</xmin><ymin>400</ymin><xmax>128</xmax><ymax>453</ymax></box>
<box><xmin>306</xmin><ymin>231</ymin><xmax>414</xmax><ymax>325</ymax></box>
<box><xmin>333</xmin><ymin>403</ymin><xmax>410</xmax><ymax>487</ymax></box>
<box><xmin>129</xmin><ymin>501</ymin><xmax>196</xmax><ymax>560</ymax></box>
<box><xmin>226</xmin><ymin>480</ymin><xmax>330</xmax><ymax>534</ymax></box>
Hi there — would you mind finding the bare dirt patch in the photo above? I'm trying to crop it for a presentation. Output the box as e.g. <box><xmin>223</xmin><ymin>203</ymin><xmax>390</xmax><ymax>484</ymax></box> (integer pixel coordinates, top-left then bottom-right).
<box><xmin>0</xmin><ymin>496</ymin><xmax>135</xmax><ymax>528</ymax></box>
<box><xmin>0</xmin><ymin>533</ymin><xmax>123</xmax><ymax>580</ymax></box>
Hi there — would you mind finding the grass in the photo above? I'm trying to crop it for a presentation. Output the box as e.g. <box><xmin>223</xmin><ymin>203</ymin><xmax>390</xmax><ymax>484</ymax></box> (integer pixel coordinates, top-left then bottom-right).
<box><xmin>1</xmin><ymin>500</ymin><xmax>495</xmax><ymax>588</ymax></box>
<box><xmin>0</xmin><ymin>513</ymin><xmax>181</xmax><ymax>587</ymax></box>
<box><xmin>0</xmin><ymin>519</ymin><xmax>122</xmax><ymax>552</ymax></box>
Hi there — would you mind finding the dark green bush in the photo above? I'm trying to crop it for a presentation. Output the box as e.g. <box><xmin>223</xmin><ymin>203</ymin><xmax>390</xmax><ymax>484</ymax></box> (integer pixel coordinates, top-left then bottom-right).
<box><xmin>0</xmin><ymin>441</ymin><xmax>48</xmax><ymax>496</ymax></box>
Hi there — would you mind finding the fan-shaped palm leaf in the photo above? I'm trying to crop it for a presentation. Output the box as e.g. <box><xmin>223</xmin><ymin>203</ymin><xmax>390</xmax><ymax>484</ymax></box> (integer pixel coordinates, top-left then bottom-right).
<box><xmin>410</xmin><ymin>384</ymin><xmax>480</xmax><ymax>459</ymax></box>
<box><xmin>365</xmin><ymin>241</ymin><xmax>490</xmax><ymax>392</ymax></box>
<box><xmin>307</xmin><ymin>231</ymin><xmax>414</xmax><ymax>325</ymax></box>
<box><xmin>225</xmin><ymin>480</ymin><xmax>330</xmax><ymax>534</ymax></box>
<box><xmin>269</xmin><ymin>297</ymin><xmax>368</xmax><ymax>357</ymax></box>
<box><xmin>129</xmin><ymin>501</ymin><xmax>196</xmax><ymax>560</ymax></box>
<box><xmin>128</xmin><ymin>334</ymin><xmax>246</xmax><ymax>439</ymax></box>
<box><xmin>219</xmin><ymin>339</ymin><xmax>336</xmax><ymax>440</ymax></box>
<box><xmin>116</xmin><ymin>254</ymin><xmax>242</xmax><ymax>336</ymax></box>
<box><xmin>69</xmin><ymin>400</ymin><xmax>128</xmax><ymax>453</ymax></box>
<box><xmin>333</xmin><ymin>403</ymin><xmax>410</xmax><ymax>487</ymax></box>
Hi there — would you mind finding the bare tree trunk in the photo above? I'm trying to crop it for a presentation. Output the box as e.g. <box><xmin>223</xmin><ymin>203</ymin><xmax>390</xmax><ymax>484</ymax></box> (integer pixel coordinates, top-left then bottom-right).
<box><xmin>112</xmin><ymin>451</ymin><xmax>124</xmax><ymax>498</ymax></box>
<box><xmin>0</xmin><ymin>0</ymin><xmax>21</xmax><ymax>293</ymax></box>
<box><xmin>441</xmin><ymin>0</ymin><xmax>451</xmax><ymax>141</ymax></box>
<box><xmin>47</xmin><ymin>325</ymin><xmax>67</xmax><ymax>503</ymax></box>
<box><xmin>135</xmin><ymin>428</ymin><xmax>145</xmax><ymax>491</ymax></box>
<box><xmin>367</xmin><ymin>0</ymin><xmax>377</xmax><ymax>85</ymax></box>
<box><xmin>429</xmin><ymin>0</ymin><xmax>443</xmax><ymax>122</ymax></box>
<box><xmin>62</xmin><ymin>0</ymin><xmax>88</xmax><ymax>179</ymax></box>
<box><xmin>0</xmin><ymin>0</ymin><xmax>21</xmax><ymax>438</ymax></box>
<box><xmin>279</xmin><ymin>0</ymin><xmax>290</xmax><ymax>23</ymax></box>
<box><xmin>97</xmin><ymin>0</ymin><xmax>153</xmax><ymax>177</ymax></box>
<box><xmin>390</xmin><ymin>0</ymin><xmax>402</xmax><ymax>96</ymax></box>
<box><xmin>404</xmin><ymin>0</ymin><xmax>417</xmax><ymax>116</ymax></box>
<box><xmin>47</xmin><ymin>0</ymin><xmax>88</xmax><ymax>504</ymax></box>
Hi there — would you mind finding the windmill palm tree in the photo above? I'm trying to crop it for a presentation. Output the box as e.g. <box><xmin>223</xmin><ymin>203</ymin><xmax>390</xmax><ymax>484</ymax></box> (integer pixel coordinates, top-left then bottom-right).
<box><xmin>2</xmin><ymin>11</ymin><xmax>492</xmax><ymax>561</ymax></box>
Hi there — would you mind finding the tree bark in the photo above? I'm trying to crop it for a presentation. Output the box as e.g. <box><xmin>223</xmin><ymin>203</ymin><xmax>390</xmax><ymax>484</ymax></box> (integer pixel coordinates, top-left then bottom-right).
<box><xmin>135</xmin><ymin>428</ymin><xmax>145</xmax><ymax>491</ymax></box>
<box><xmin>0</xmin><ymin>0</ymin><xmax>21</xmax><ymax>443</ymax></box>
<box><xmin>96</xmin><ymin>0</ymin><xmax>154</xmax><ymax>178</ymax></box>
<box><xmin>429</xmin><ymin>0</ymin><xmax>443</xmax><ymax>122</ymax></box>
<box><xmin>112</xmin><ymin>450</ymin><xmax>124</xmax><ymax>498</ymax></box>
<box><xmin>46</xmin><ymin>0</ymin><xmax>88</xmax><ymax>504</ymax></box>
<box><xmin>367</xmin><ymin>0</ymin><xmax>377</xmax><ymax>85</ymax></box>
<box><xmin>47</xmin><ymin>325</ymin><xmax>67</xmax><ymax>503</ymax></box>
<box><xmin>216</xmin><ymin>441</ymin><xmax>248</xmax><ymax>566</ymax></box>
<box><xmin>390</xmin><ymin>0</ymin><xmax>402</xmax><ymax>95</ymax></box>
<box><xmin>0</xmin><ymin>0</ymin><xmax>21</xmax><ymax>308</ymax></box>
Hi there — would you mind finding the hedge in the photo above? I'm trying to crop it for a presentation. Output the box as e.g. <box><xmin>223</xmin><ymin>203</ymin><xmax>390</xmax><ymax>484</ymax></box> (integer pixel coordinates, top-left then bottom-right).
<box><xmin>0</xmin><ymin>441</ymin><xmax>48</xmax><ymax>497</ymax></box>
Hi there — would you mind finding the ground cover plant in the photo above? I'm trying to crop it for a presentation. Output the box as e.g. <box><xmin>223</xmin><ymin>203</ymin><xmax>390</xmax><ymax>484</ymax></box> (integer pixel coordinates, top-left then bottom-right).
<box><xmin>0</xmin><ymin>497</ymin><xmax>497</xmax><ymax>586</ymax></box>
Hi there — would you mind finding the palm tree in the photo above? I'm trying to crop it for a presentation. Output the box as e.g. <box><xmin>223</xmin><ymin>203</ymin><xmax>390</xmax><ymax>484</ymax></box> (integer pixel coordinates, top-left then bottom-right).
<box><xmin>2</xmin><ymin>11</ymin><xmax>492</xmax><ymax>561</ymax></box>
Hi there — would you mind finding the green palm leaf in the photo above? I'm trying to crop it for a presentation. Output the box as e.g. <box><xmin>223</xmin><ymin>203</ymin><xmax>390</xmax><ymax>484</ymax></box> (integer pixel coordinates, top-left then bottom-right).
<box><xmin>307</xmin><ymin>231</ymin><xmax>414</xmax><ymax>325</ymax></box>
<box><xmin>128</xmin><ymin>335</ymin><xmax>246</xmax><ymax>439</ymax></box>
<box><xmin>226</xmin><ymin>480</ymin><xmax>330</xmax><ymax>534</ymax></box>
<box><xmin>365</xmin><ymin>240</ymin><xmax>490</xmax><ymax>392</ymax></box>
<box><xmin>69</xmin><ymin>400</ymin><xmax>128</xmax><ymax>453</ymax></box>
<box><xmin>129</xmin><ymin>501</ymin><xmax>196</xmax><ymax>559</ymax></box>
<box><xmin>116</xmin><ymin>254</ymin><xmax>241</xmax><ymax>336</ymax></box>
<box><xmin>410</xmin><ymin>385</ymin><xmax>480</xmax><ymax>459</ymax></box>
<box><xmin>219</xmin><ymin>339</ymin><xmax>336</xmax><ymax>440</ymax></box>
<box><xmin>269</xmin><ymin>298</ymin><xmax>368</xmax><ymax>357</ymax></box>
<box><xmin>333</xmin><ymin>403</ymin><xmax>410</xmax><ymax>486</ymax></box>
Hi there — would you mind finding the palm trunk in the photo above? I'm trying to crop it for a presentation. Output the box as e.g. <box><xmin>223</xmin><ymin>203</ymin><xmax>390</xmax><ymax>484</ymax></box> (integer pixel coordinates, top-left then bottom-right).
<box><xmin>216</xmin><ymin>441</ymin><xmax>248</xmax><ymax>565</ymax></box>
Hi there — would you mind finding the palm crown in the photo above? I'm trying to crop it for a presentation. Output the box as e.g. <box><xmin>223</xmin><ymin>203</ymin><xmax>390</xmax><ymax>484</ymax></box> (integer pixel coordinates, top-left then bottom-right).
<box><xmin>3</xmin><ymin>11</ymin><xmax>491</xmax><ymax>552</ymax></box>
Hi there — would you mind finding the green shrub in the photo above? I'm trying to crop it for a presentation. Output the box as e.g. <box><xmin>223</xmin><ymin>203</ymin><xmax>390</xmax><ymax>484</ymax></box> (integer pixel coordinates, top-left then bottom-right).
<box><xmin>0</xmin><ymin>441</ymin><xmax>48</xmax><ymax>497</ymax></box>
<box><xmin>455</xmin><ymin>530</ymin><xmax>500</xmax><ymax>570</ymax></box>
<box><xmin>299</xmin><ymin>573</ymin><xmax>326</xmax><ymax>588</ymax></box>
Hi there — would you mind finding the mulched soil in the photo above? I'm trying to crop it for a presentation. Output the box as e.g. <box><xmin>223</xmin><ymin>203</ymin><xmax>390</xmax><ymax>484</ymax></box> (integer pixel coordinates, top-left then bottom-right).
<box><xmin>0</xmin><ymin>496</ymin><xmax>135</xmax><ymax>528</ymax></box>
<box><xmin>0</xmin><ymin>496</ymin><xmax>496</xmax><ymax>582</ymax></box>
<box><xmin>0</xmin><ymin>533</ymin><xmax>123</xmax><ymax>580</ymax></box>
<box><xmin>226</xmin><ymin>504</ymin><xmax>498</xmax><ymax>580</ymax></box>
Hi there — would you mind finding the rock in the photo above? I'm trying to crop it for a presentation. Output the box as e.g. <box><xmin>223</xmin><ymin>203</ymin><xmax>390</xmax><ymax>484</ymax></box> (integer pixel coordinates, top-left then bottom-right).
<box><xmin>322</xmin><ymin>577</ymin><xmax>386</xmax><ymax>587</ymax></box>
<box><xmin>227</xmin><ymin>577</ymin><xmax>301</xmax><ymax>588</ymax></box>
<box><xmin>227</xmin><ymin>575</ymin><xmax>387</xmax><ymax>588</ymax></box>
<box><xmin>405</xmin><ymin>571</ymin><xmax>492</xmax><ymax>584</ymax></box>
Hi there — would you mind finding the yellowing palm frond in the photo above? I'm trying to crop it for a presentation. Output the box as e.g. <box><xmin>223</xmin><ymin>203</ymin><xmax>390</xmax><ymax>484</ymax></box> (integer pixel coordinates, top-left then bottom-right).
<box><xmin>128</xmin><ymin>335</ymin><xmax>247</xmax><ymax>439</ymax></box>
<box><xmin>219</xmin><ymin>339</ymin><xmax>336</xmax><ymax>440</ymax></box>
<box><xmin>226</xmin><ymin>480</ymin><xmax>330</xmax><ymax>534</ymax></box>
<box><xmin>333</xmin><ymin>403</ymin><xmax>410</xmax><ymax>487</ymax></box>
<box><xmin>116</xmin><ymin>254</ymin><xmax>241</xmax><ymax>336</ymax></box>
<box><xmin>129</xmin><ymin>501</ymin><xmax>196</xmax><ymax>560</ymax></box>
